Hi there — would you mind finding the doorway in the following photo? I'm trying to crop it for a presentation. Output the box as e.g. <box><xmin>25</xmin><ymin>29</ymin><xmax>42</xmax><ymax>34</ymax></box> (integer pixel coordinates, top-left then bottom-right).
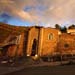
<box><xmin>31</xmin><ymin>39</ymin><xmax>37</xmax><ymax>56</ymax></box>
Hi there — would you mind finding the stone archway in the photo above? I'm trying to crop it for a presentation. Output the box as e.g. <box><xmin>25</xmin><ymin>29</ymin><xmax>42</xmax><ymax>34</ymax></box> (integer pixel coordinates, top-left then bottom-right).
<box><xmin>31</xmin><ymin>39</ymin><xmax>37</xmax><ymax>56</ymax></box>
<box><xmin>2</xmin><ymin>45</ymin><xmax>9</xmax><ymax>57</ymax></box>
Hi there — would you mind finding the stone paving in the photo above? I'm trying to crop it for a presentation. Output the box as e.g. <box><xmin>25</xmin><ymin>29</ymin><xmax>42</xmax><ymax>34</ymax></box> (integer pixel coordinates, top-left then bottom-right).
<box><xmin>0</xmin><ymin>58</ymin><xmax>75</xmax><ymax>75</ymax></box>
<box><xmin>0</xmin><ymin>61</ymin><xmax>61</xmax><ymax>75</ymax></box>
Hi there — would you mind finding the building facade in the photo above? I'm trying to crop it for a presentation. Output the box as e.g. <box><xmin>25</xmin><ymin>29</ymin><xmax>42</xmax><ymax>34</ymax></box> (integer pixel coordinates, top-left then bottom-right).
<box><xmin>1</xmin><ymin>26</ymin><xmax>75</xmax><ymax>59</ymax></box>
<box><xmin>26</xmin><ymin>26</ymin><xmax>59</xmax><ymax>57</ymax></box>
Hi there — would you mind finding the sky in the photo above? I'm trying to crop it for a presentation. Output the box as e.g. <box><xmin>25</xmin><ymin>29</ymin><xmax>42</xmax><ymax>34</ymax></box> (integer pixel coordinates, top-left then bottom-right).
<box><xmin>0</xmin><ymin>0</ymin><xmax>75</xmax><ymax>27</ymax></box>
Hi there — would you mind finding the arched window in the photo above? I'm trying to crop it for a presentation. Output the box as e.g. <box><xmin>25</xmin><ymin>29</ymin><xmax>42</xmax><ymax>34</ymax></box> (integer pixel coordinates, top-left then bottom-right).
<box><xmin>48</xmin><ymin>33</ymin><xmax>53</xmax><ymax>40</ymax></box>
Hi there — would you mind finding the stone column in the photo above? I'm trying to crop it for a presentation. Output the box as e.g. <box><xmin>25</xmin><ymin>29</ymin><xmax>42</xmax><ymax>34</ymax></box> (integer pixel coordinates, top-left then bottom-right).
<box><xmin>17</xmin><ymin>33</ymin><xmax>25</xmax><ymax>56</ymax></box>
<box><xmin>26</xmin><ymin>30</ymin><xmax>32</xmax><ymax>56</ymax></box>
<box><xmin>38</xmin><ymin>27</ymin><xmax>44</xmax><ymax>56</ymax></box>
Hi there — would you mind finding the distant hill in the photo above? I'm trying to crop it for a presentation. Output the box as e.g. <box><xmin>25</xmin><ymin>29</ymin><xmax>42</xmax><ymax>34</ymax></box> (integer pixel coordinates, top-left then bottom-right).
<box><xmin>0</xmin><ymin>22</ymin><xmax>28</xmax><ymax>43</ymax></box>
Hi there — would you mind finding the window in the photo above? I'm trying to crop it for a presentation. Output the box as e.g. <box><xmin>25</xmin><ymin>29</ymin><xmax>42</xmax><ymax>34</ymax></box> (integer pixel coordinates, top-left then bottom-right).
<box><xmin>64</xmin><ymin>43</ymin><xmax>69</xmax><ymax>48</ymax></box>
<box><xmin>48</xmin><ymin>33</ymin><xmax>53</xmax><ymax>40</ymax></box>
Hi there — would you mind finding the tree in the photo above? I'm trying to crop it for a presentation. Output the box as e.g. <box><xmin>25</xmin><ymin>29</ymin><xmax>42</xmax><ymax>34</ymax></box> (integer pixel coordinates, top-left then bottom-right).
<box><xmin>55</xmin><ymin>24</ymin><xmax>61</xmax><ymax>30</ymax></box>
<box><xmin>68</xmin><ymin>24</ymin><xmax>75</xmax><ymax>29</ymax></box>
<box><xmin>55</xmin><ymin>24</ymin><xmax>67</xmax><ymax>33</ymax></box>
<box><xmin>60</xmin><ymin>26</ymin><xmax>67</xmax><ymax>33</ymax></box>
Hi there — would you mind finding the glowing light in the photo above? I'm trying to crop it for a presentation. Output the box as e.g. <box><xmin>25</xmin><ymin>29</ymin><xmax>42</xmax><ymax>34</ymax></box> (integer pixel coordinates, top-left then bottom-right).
<box><xmin>35</xmin><ymin>54</ymin><xmax>38</xmax><ymax>57</ymax></box>
<box><xmin>27</xmin><ymin>54</ymin><xmax>30</xmax><ymax>56</ymax></box>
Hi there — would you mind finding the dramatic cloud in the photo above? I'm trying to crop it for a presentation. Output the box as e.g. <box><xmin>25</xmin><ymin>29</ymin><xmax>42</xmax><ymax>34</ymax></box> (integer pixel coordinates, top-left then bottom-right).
<box><xmin>0</xmin><ymin>0</ymin><xmax>75</xmax><ymax>27</ymax></box>
<box><xmin>0</xmin><ymin>0</ymin><xmax>38</xmax><ymax>22</ymax></box>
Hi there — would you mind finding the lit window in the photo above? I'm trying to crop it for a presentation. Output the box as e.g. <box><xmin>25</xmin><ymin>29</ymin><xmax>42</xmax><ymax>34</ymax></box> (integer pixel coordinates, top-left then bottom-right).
<box><xmin>48</xmin><ymin>33</ymin><xmax>53</xmax><ymax>40</ymax></box>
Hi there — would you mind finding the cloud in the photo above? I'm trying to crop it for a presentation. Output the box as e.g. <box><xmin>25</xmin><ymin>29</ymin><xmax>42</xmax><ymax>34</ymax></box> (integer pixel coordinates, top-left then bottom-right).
<box><xmin>0</xmin><ymin>0</ymin><xmax>75</xmax><ymax>27</ymax></box>
<box><xmin>0</xmin><ymin>0</ymin><xmax>39</xmax><ymax>22</ymax></box>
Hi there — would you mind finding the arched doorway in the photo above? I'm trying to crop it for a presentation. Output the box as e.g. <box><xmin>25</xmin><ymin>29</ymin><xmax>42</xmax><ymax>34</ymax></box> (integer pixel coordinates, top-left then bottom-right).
<box><xmin>1</xmin><ymin>45</ymin><xmax>9</xmax><ymax>57</ymax></box>
<box><xmin>31</xmin><ymin>39</ymin><xmax>37</xmax><ymax>56</ymax></box>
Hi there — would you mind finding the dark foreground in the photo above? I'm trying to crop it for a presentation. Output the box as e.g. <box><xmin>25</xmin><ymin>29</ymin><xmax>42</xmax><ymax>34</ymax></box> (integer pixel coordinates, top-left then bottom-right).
<box><xmin>5</xmin><ymin>65</ymin><xmax>75</xmax><ymax>75</ymax></box>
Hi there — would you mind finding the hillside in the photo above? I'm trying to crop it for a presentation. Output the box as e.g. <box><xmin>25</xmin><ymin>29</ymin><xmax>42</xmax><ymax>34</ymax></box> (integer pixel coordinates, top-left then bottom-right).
<box><xmin>0</xmin><ymin>22</ymin><xmax>28</xmax><ymax>44</ymax></box>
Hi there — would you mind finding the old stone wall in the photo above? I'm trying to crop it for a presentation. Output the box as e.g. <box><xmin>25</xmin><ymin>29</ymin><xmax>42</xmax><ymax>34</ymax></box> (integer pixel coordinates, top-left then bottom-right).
<box><xmin>26</xmin><ymin>27</ymin><xmax>40</xmax><ymax>56</ymax></box>
<box><xmin>41</xmin><ymin>28</ymin><xmax>59</xmax><ymax>56</ymax></box>
<box><xmin>3</xmin><ymin>27</ymin><xmax>75</xmax><ymax>58</ymax></box>
<box><xmin>57</xmin><ymin>33</ymin><xmax>75</xmax><ymax>54</ymax></box>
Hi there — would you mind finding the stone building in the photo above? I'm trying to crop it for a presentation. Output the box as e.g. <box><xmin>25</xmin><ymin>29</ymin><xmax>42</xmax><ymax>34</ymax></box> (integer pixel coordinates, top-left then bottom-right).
<box><xmin>57</xmin><ymin>33</ymin><xmax>75</xmax><ymax>55</ymax></box>
<box><xmin>0</xmin><ymin>32</ymin><xmax>27</xmax><ymax>57</ymax></box>
<box><xmin>0</xmin><ymin>26</ymin><xmax>59</xmax><ymax>58</ymax></box>
<box><xmin>26</xmin><ymin>26</ymin><xmax>59</xmax><ymax>57</ymax></box>
<box><xmin>1</xmin><ymin>26</ymin><xmax>75</xmax><ymax>60</ymax></box>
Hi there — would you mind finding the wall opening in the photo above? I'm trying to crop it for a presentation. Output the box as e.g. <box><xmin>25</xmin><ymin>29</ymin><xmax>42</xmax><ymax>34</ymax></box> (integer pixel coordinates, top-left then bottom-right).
<box><xmin>2</xmin><ymin>45</ymin><xmax>9</xmax><ymax>57</ymax></box>
<box><xmin>31</xmin><ymin>39</ymin><xmax>37</xmax><ymax>56</ymax></box>
<box><xmin>48</xmin><ymin>33</ymin><xmax>53</xmax><ymax>40</ymax></box>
